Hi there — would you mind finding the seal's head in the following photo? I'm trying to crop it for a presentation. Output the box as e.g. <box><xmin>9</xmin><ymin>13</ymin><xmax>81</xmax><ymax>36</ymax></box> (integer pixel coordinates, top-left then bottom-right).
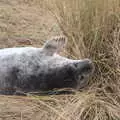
<box><xmin>52</xmin><ymin>58</ymin><xmax>94</xmax><ymax>89</ymax></box>
<box><xmin>41</xmin><ymin>36</ymin><xmax>94</xmax><ymax>90</ymax></box>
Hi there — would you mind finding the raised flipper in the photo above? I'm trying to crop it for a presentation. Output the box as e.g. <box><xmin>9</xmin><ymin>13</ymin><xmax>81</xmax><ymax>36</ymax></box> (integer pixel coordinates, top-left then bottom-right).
<box><xmin>42</xmin><ymin>36</ymin><xmax>67</xmax><ymax>56</ymax></box>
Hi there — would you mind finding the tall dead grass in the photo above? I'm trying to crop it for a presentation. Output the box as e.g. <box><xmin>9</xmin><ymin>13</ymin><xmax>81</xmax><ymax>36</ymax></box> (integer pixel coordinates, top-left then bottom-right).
<box><xmin>45</xmin><ymin>0</ymin><xmax>120</xmax><ymax>119</ymax></box>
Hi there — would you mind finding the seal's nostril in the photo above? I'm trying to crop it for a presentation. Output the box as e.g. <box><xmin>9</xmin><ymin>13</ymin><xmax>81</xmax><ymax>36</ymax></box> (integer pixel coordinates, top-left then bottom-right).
<box><xmin>83</xmin><ymin>59</ymin><xmax>92</xmax><ymax>64</ymax></box>
<box><xmin>88</xmin><ymin>60</ymin><xmax>92</xmax><ymax>64</ymax></box>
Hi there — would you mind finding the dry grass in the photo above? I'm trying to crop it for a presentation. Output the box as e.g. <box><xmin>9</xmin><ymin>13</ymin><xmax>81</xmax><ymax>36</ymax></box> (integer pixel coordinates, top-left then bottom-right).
<box><xmin>45</xmin><ymin>0</ymin><xmax>120</xmax><ymax>120</ymax></box>
<box><xmin>0</xmin><ymin>0</ymin><xmax>61</xmax><ymax>48</ymax></box>
<box><xmin>0</xmin><ymin>0</ymin><xmax>120</xmax><ymax>120</ymax></box>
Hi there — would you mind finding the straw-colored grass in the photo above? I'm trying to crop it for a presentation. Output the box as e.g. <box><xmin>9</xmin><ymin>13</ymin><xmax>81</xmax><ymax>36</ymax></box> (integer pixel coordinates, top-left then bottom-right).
<box><xmin>0</xmin><ymin>0</ymin><xmax>120</xmax><ymax>120</ymax></box>
<box><xmin>45</xmin><ymin>0</ymin><xmax>120</xmax><ymax>119</ymax></box>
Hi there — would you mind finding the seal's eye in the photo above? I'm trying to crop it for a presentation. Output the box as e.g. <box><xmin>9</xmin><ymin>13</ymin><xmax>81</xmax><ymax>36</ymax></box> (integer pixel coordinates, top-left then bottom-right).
<box><xmin>77</xmin><ymin>75</ymin><xmax>84</xmax><ymax>81</ymax></box>
<box><xmin>81</xmin><ymin>75</ymin><xmax>84</xmax><ymax>80</ymax></box>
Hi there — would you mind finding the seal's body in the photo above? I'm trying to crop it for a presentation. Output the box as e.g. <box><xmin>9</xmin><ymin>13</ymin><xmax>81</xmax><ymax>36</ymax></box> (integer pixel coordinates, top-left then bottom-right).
<box><xmin>0</xmin><ymin>36</ymin><xmax>94</xmax><ymax>95</ymax></box>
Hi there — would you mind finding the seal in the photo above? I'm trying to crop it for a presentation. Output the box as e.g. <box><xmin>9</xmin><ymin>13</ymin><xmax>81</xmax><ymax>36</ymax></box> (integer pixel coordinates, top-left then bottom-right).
<box><xmin>0</xmin><ymin>36</ymin><xmax>94</xmax><ymax>95</ymax></box>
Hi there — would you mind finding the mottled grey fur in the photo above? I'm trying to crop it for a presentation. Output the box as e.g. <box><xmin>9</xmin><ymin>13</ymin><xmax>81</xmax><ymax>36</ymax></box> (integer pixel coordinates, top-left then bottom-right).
<box><xmin>0</xmin><ymin>36</ymin><xmax>94</xmax><ymax>95</ymax></box>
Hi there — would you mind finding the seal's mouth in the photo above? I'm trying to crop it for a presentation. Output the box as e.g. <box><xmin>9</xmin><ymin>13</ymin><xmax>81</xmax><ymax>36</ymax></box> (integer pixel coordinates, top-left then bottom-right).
<box><xmin>75</xmin><ymin>74</ymin><xmax>89</xmax><ymax>89</ymax></box>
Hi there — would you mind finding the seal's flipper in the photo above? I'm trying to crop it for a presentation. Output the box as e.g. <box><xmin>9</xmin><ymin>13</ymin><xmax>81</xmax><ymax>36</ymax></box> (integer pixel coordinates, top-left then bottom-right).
<box><xmin>43</xmin><ymin>36</ymin><xmax>67</xmax><ymax>56</ymax></box>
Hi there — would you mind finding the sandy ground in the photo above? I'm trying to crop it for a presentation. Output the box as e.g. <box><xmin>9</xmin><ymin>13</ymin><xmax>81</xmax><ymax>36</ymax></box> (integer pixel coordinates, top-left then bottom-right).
<box><xmin>0</xmin><ymin>96</ymin><xmax>40</xmax><ymax>120</ymax></box>
<box><xmin>0</xmin><ymin>95</ymin><xmax>59</xmax><ymax>120</ymax></box>
<box><xmin>0</xmin><ymin>94</ymin><xmax>76</xmax><ymax>120</ymax></box>
<box><xmin>0</xmin><ymin>0</ymin><xmax>61</xmax><ymax>48</ymax></box>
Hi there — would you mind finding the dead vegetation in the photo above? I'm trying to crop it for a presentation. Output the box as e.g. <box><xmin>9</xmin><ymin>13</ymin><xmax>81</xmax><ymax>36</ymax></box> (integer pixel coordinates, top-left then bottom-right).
<box><xmin>46</xmin><ymin>0</ymin><xmax>120</xmax><ymax>119</ymax></box>
<box><xmin>0</xmin><ymin>0</ymin><xmax>61</xmax><ymax>48</ymax></box>
<box><xmin>0</xmin><ymin>0</ymin><xmax>120</xmax><ymax>120</ymax></box>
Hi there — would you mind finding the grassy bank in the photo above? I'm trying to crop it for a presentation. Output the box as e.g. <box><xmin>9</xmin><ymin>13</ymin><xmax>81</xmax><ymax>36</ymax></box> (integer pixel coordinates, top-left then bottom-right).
<box><xmin>46</xmin><ymin>0</ymin><xmax>120</xmax><ymax>119</ymax></box>
<box><xmin>0</xmin><ymin>0</ymin><xmax>120</xmax><ymax>120</ymax></box>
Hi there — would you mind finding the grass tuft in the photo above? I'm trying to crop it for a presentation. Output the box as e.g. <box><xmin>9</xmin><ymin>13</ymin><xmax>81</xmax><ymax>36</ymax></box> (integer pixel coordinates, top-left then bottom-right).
<box><xmin>45</xmin><ymin>0</ymin><xmax>120</xmax><ymax>119</ymax></box>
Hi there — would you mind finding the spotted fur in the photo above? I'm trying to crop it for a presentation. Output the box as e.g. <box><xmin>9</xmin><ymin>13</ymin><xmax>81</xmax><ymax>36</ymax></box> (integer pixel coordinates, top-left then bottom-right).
<box><xmin>0</xmin><ymin>36</ymin><xmax>94</xmax><ymax>95</ymax></box>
